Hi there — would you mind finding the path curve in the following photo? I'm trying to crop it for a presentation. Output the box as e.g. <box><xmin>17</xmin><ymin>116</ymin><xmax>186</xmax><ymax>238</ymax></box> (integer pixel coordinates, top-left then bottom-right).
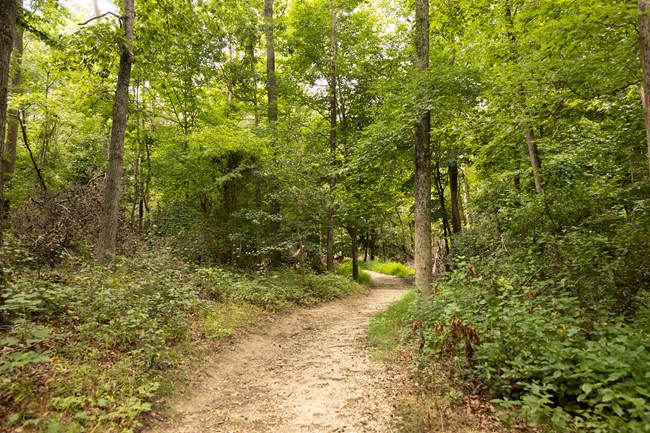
<box><xmin>144</xmin><ymin>271</ymin><xmax>409</xmax><ymax>433</ymax></box>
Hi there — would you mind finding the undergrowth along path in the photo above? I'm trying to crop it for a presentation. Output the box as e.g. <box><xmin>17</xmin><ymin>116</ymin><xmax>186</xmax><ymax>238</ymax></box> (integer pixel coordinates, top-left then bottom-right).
<box><xmin>144</xmin><ymin>271</ymin><xmax>410</xmax><ymax>433</ymax></box>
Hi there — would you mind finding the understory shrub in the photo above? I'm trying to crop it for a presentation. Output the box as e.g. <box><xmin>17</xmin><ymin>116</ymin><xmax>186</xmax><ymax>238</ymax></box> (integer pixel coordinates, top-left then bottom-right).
<box><xmin>415</xmin><ymin>257</ymin><xmax>650</xmax><ymax>433</ymax></box>
<box><xmin>1</xmin><ymin>248</ymin><xmax>363</xmax><ymax>432</ymax></box>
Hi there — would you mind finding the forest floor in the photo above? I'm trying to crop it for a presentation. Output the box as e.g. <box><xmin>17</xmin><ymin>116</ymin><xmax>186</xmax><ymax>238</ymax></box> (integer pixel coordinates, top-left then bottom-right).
<box><xmin>142</xmin><ymin>271</ymin><xmax>409</xmax><ymax>433</ymax></box>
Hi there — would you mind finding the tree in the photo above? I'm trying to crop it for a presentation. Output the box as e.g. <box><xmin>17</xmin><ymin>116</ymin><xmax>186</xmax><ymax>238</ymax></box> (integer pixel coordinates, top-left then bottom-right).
<box><xmin>414</xmin><ymin>0</ymin><xmax>432</xmax><ymax>294</ymax></box>
<box><xmin>265</xmin><ymin>0</ymin><xmax>282</xmax><ymax>267</ymax></box>
<box><xmin>326</xmin><ymin>4</ymin><xmax>338</xmax><ymax>273</ymax></box>
<box><xmin>96</xmin><ymin>0</ymin><xmax>135</xmax><ymax>262</ymax></box>
<box><xmin>4</xmin><ymin>0</ymin><xmax>22</xmax><ymax>178</ymax></box>
<box><xmin>0</xmin><ymin>0</ymin><xmax>19</xmax><ymax>248</ymax></box>
<box><xmin>639</xmin><ymin>0</ymin><xmax>650</xmax><ymax>171</ymax></box>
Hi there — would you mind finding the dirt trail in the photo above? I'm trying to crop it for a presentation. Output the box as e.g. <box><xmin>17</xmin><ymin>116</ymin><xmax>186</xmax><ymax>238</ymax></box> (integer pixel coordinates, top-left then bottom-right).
<box><xmin>144</xmin><ymin>271</ymin><xmax>409</xmax><ymax>433</ymax></box>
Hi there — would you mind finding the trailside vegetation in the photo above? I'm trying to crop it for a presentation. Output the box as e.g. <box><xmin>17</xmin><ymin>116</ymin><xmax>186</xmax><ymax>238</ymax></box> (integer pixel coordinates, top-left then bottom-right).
<box><xmin>0</xmin><ymin>0</ymin><xmax>648</xmax><ymax>432</ymax></box>
<box><xmin>0</xmin><ymin>240</ymin><xmax>363</xmax><ymax>432</ymax></box>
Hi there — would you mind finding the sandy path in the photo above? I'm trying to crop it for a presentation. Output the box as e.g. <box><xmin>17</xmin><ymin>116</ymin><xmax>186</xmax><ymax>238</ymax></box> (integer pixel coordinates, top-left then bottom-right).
<box><xmin>144</xmin><ymin>271</ymin><xmax>409</xmax><ymax>433</ymax></box>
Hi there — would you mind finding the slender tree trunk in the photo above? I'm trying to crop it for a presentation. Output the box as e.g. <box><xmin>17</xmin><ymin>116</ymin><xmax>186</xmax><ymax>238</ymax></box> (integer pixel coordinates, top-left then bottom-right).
<box><xmin>347</xmin><ymin>226</ymin><xmax>359</xmax><ymax>282</ymax></box>
<box><xmin>248</xmin><ymin>43</ymin><xmax>259</xmax><ymax>126</ymax></box>
<box><xmin>460</xmin><ymin>164</ymin><xmax>470</xmax><ymax>226</ymax></box>
<box><xmin>298</xmin><ymin>224</ymin><xmax>306</xmax><ymax>286</ymax></box>
<box><xmin>434</xmin><ymin>160</ymin><xmax>450</xmax><ymax>255</ymax></box>
<box><xmin>449</xmin><ymin>162</ymin><xmax>462</xmax><ymax>234</ymax></box>
<box><xmin>265</xmin><ymin>0</ymin><xmax>277</xmax><ymax>126</ymax></box>
<box><xmin>639</xmin><ymin>0</ymin><xmax>650</xmax><ymax>171</ymax></box>
<box><xmin>130</xmin><ymin>83</ymin><xmax>142</xmax><ymax>226</ymax></box>
<box><xmin>96</xmin><ymin>0</ymin><xmax>135</xmax><ymax>263</ymax></box>
<box><xmin>524</xmin><ymin>125</ymin><xmax>543</xmax><ymax>193</ymax></box>
<box><xmin>326</xmin><ymin>5</ymin><xmax>338</xmax><ymax>273</ymax></box>
<box><xmin>414</xmin><ymin>0</ymin><xmax>432</xmax><ymax>295</ymax></box>
<box><xmin>0</xmin><ymin>0</ymin><xmax>19</xmax><ymax>248</ymax></box>
<box><xmin>504</xmin><ymin>1</ymin><xmax>544</xmax><ymax>192</ymax></box>
<box><xmin>265</xmin><ymin>0</ymin><xmax>282</xmax><ymax>267</ymax></box>
<box><xmin>5</xmin><ymin>2</ymin><xmax>22</xmax><ymax>177</ymax></box>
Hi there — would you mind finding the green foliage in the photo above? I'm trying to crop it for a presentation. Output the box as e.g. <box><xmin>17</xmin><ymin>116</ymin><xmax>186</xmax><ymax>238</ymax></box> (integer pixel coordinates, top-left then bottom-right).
<box><xmin>197</xmin><ymin>267</ymin><xmax>363</xmax><ymax>309</ymax></box>
<box><xmin>0</xmin><ymin>249</ymin><xmax>363</xmax><ymax>432</ymax></box>
<box><xmin>359</xmin><ymin>260</ymin><xmax>414</xmax><ymax>279</ymax></box>
<box><xmin>415</xmin><ymin>257</ymin><xmax>650</xmax><ymax>432</ymax></box>
<box><xmin>335</xmin><ymin>259</ymin><xmax>371</xmax><ymax>285</ymax></box>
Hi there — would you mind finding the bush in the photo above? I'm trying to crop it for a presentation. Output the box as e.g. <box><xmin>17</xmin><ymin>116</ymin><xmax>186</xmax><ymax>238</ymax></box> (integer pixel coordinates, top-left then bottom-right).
<box><xmin>415</xmin><ymin>258</ymin><xmax>650</xmax><ymax>432</ymax></box>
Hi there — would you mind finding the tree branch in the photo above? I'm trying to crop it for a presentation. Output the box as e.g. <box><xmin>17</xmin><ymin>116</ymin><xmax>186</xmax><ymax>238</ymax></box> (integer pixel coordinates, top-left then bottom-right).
<box><xmin>78</xmin><ymin>12</ymin><xmax>121</xmax><ymax>26</ymax></box>
<box><xmin>14</xmin><ymin>112</ymin><xmax>47</xmax><ymax>192</ymax></box>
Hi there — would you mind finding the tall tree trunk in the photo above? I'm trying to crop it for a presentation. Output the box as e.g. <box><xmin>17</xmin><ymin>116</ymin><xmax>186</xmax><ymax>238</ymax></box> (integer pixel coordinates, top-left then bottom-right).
<box><xmin>5</xmin><ymin>1</ymin><xmax>22</xmax><ymax>177</ymax></box>
<box><xmin>639</xmin><ymin>0</ymin><xmax>650</xmax><ymax>171</ymax></box>
<box><xmin>504</xmin><ymin>1</ymin><xmax>544</xmax><ymax>193</ymax></box>
<box><xmin>248</xmin><ymin>42</ymin><xmax>259</xmax><ymax>126</ymax></box>
<box><xmin>524</xmin><ymin>125</ymin><xmax>543</xmax><ymax>193</ymax></box>
<box><xmin>414</xmin><ymin>0</ymin><xmax>432</xmax><ymax>295</ymax></box>
<box><xmin>326</xmin><ymin>5</ymin><xmax>338</xmax><ymax>273</ymax></box>
<box><xmin>434</xmin><ymin>160</ymin><xmax>450</xmax><ymax>255</ymax></box>
<box><xmin>460</xmin><ymin>164</ymin><xmax>471</xmax><ymax>226</ymax></box>
<box><xmin>96</xmin><ymin>0</ymin><xmax>135</xmax><ymax>263</ymax></box>
<box><xmin>449</xmin><ymin>162</ymin><xmax>462</xmax><ymax>234</ymax></box>
<box><xmin>265</xmin><ymin>0</ymin><xmax>282</xmax><ymax>267</ymax></box>
<box><xmin>347</xmin><ymin>225</ymin><xmax>359</xmax><ymax>282</ymax></box>
<box><xmin>0</xmin><ymin>0</ymin><xmax>19</xmax><ymax>248</ymax></box>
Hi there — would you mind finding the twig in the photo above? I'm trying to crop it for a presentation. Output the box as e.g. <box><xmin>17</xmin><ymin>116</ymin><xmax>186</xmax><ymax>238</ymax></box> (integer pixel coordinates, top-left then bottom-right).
<box><xmin>14</xmin><ymin>112</ymin><xmax>48</xmax><ymax>192</ymax></box>
<box><xmin>78</xmin><ymin>12</ymin><xmax>121</xmax><ymax>26</ymax></box>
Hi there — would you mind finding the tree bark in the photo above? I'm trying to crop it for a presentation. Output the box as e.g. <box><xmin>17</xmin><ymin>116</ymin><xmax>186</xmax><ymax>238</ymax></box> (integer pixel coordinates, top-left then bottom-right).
<box><xmin>449</xmin><ymin>162</ymin><xmax>462</xmax><ymax>234</ymax></box>
<box><xmin>0</xmin><ymin>0</ymin><xmax>19</xmax><ymax>248</ymax></box>
<box><xmin>5</xmin><ymin>1</ymin><xmax>22</xmax><ymax>177</ymax></box>
<box><xmin>414</xmin><ymin>0</ymin><xmax>432</xmax><ymax>295</ymax></box>
<box><xmin>96</xmin><ymin>0</ymin><xmax>135</xmax><ymax>263</ymax></box>
<box><xmin>504</xmin><ymin>1</ymin><xmax>544</xmax><ymax>193</ymax></box>
<box><xmin>346</xmin><ymin>225</ymin><xmax>359</xmax><ymax>282</ymax></box>
<box><xmin>265</xmin><ymin>0</ymin><xmax>277</xmax><ymax>127</ymax></box>
<box><xmin>639</xmin><ymin>0</ymin><xmax>650</xmax><ymax>171</ymax></box>
<box><xmin>265</xmin><ymin>0</ymin><xmax>282</xmax><ymax>267</ymax></box>
<box><xmin>326</xmin><ymin>5</ymin><xmax>338</xmax><ymax>273</ymax></box>
<box><xmin>434</xmin><ymin>159</ymin><xmax>450</xmax><ymax>255</ymax></box>
<box><xmin>524</xmin><ymin>125</ymin><xmax>543</xmax><ymax>193</ymax></box>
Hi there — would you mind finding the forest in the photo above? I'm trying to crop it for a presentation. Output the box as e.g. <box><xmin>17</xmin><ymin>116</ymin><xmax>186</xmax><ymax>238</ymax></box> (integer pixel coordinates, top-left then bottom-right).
<box><xmin>0</xmin><ymin>0</ymin><xmax>648</xmax><ymax>432</ymax></box>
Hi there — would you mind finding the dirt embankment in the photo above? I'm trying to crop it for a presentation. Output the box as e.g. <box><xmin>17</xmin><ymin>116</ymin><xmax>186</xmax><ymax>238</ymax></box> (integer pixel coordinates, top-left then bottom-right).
<box><xmin>143</xmin><ymin>271</ymin><xmax>409</xmax><ymax>433</ymax></box>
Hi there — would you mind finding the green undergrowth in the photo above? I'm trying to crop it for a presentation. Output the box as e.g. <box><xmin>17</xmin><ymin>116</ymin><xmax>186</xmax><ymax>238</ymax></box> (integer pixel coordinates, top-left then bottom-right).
<box><xmin>0</xmin><ymin>244</ymin><xmax>363</xmax><ymax>432</ymax></box>
<box><xmin>368</xmin><ymin>290</ymin><xmax>508</xmax><ymax>433</ymax></box>
<box><xmin>359</xmin><ymin>259</ymin><xmax>415</xmax><ymax>278</ymax></box>
<box><xmin>335</xmin><ymin>258</ymin><xmax>372</xmax><ymax>285</ymax></box>
<box><xmin>413</xmin><ymin>256</ymin><xmax>650</xmax><ymax>433</ymax></box>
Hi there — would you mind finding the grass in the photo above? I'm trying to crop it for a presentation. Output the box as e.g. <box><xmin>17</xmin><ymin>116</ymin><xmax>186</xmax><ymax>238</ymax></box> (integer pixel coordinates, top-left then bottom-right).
<box><xmin>359</xmin><ymin>260</ymin><xmax>414</xmax><ymax>278</ymax></box>
<box><xmin>367</xmin><ymin>289</ymin><xmax>416</xmax><ymax>361</ymax></box>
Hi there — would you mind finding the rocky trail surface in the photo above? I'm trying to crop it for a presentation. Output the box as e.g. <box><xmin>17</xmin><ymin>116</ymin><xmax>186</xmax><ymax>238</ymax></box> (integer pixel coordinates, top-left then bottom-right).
<box><xmin>144</xmin><ymin>271</ymin><xmax>410</xmax><ymax>433</ymax></box>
